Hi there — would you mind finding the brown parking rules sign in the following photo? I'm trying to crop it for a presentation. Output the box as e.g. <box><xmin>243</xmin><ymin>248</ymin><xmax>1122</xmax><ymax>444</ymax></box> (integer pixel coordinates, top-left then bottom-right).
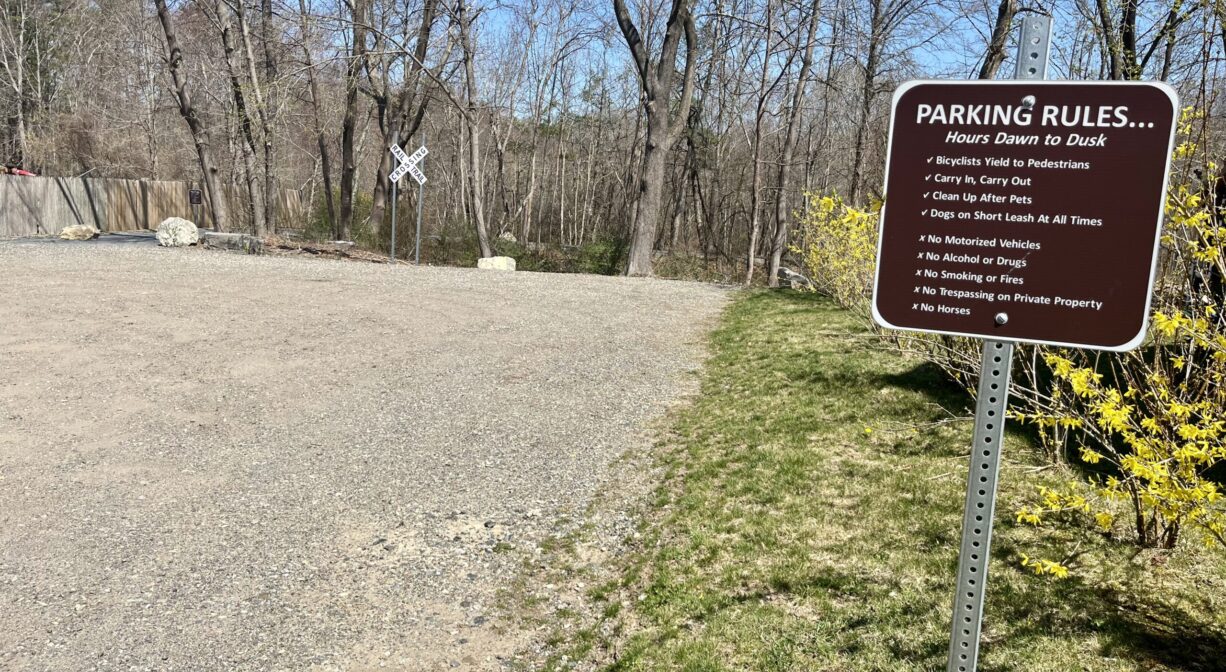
<box><xmin>189</xmin><ymin>188</ymin><xmax>202</xmax><ymax>205</ymax></box>
<box><xmin>873</xmin><ymin>81</ymin><xmax>1178</xmax><ymax>351</ymax></box>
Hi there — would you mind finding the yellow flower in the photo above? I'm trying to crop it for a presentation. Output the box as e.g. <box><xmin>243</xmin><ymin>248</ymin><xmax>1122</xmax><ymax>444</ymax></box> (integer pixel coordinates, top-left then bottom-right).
<box><xmin>1079</xmin><ymin>447</ymin><xmax>1104</xmax><ymax>464</ymax></box>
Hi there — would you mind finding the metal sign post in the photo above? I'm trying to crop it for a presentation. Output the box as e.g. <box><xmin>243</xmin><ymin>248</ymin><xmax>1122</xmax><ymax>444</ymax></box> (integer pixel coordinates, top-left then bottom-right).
<box><xmin>873</xmin><ymin>14</ymin><xmax>1177</xmax><ymax>671</ymax></box>
<box><xmin>945</xmin><ymin>16</ymin><xmax>1047</xmax><ymax>672</ymax></box>
<box><xmin>389</xmin><ymin>141</ymin><xmax>428</xmax><ymax>265</ymax></box>
<box><xmin>390</xmin><ymin>178</ymin><xmax>398</xmax><ymax>263</ymax></box>
<box><xmin>414</xmin><ymin>133</ymin><xmax>426</xmax><ymax>265</ymax></box>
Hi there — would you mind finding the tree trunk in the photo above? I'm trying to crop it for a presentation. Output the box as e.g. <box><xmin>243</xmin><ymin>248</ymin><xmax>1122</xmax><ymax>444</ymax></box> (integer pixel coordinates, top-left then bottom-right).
<box><xmin>458</xmin><ymin>0</ymin><xmax>493</xmax><ymax>257</ymax></box>
<box><xmin>1096</xmin><ymin>0</ymin><xmax>1124</xmax><ymax>79</ymax></box>
<box><xmin>155</xmin><ymin>0</ymin><xmax>228</xmax><ymax>231</ymax></box>
<box><xmin>768</xmin><ymin>0</ymin><xmax>821</xmax><ymax>287</ymax></box>
<box><xmin>339</xmin><ymin>0</ymin><xmax>368</xmax><ymax>240</ymax></box>
<box><xmin>626</xmin><ymin>112</ymin><xmax>671</xmax><ymax>274</ymax></box>
<box><xmin>848</xmin><ymin>0</ymin><xmax>882</xmax><ymax>205</ymax></box>
<box><xmin>296</xmin><ymin>0</ymin><xmax>337</xmax><ymax>237</ymax></box>
<box><xmin>232</xmin><ymin>0</ymin><xmax>273</xmax><ymax>236</ymax></box>
<box><xmin>1120</xmin><ymin>0</ymin><xmax>1140</xmax><ymax>78</ymax></box>
<box><xmin>260</xmin><ymin>0</ymin><xmax>278</xmax><ymax>230</ymax></box>
<box><xmin>978</xmin><ymin>0</ymin><xmax>1016</xmax><ymax>80</ymax></box>
<box><xmin>14</xmin><ymin>94</ymin><xmax>27</xmax><ymax>168</ymax></box>
<box><xmin>614</xmin><ymin>0</ymin><xmax>697</xmax><ymax>276</ymax></box>
<box><xmin>366</xmin><ymin>0</ymin><xmax>437</xmax><ymax>235</ymax></box>
<box><xmin>744</xmin><ymin>0</ymin><xmax>774</xmax><ymax>285</ymax></box>
<box><xmin>217</xmin><ymin>0</ymin><xmax>265</xmax><ymax>234</ymax></box>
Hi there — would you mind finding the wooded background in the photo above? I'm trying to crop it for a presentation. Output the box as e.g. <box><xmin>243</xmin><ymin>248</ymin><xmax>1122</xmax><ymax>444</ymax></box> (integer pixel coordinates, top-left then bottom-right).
<box><xmin>1</xmin><ymin>0</ymin><xmax>1218</xmax><ymax>280</ymax></box>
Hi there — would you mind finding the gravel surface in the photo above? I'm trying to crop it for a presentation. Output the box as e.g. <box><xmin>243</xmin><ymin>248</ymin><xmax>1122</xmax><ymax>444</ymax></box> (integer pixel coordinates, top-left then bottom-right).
<box><xmin>0</xmin><ymin>242</ymin><xmax>728</xmax><ymax>671</ymax></box>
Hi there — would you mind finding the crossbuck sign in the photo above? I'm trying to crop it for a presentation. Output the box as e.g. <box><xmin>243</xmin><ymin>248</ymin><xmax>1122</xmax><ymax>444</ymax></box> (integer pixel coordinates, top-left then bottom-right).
<box><xmin>390</xmin><ymin>143</ymin><xmax>428</xmax><ymax>185</ymax></box>
<box><xmin>388</xmin><ymin>141</ymin><xmax>429</xmax><ymax>265</ymax></box>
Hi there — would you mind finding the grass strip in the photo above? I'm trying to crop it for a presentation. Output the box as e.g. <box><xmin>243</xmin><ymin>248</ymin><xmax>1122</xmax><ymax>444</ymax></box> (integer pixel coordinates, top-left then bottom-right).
<box><xmin>595</xmin><ymin>290</ymin><xmax>1225</xmax><ymax>672</ymax></box>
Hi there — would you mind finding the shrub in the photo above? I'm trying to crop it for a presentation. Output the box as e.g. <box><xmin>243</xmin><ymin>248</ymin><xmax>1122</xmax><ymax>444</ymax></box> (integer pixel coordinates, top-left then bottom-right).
<box><xmin>791</xmin><ymin>193</ymin><xmax>880</xmax><ymax>319</ymax></box>
<box><xmin>303</xmin><ymin>189</ymin><xmax>372</xmax><ymax>243</ymax></box>
<box><xmin>576</xmin><ymin>238</ymin><xmax>627</xmax><ymax>275</ymax></box>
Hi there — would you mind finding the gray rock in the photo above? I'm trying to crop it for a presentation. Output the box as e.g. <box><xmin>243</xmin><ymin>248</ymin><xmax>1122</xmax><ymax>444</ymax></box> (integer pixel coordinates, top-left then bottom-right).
<box><xmin>203</xmin><ymin>231</ymin><xmax>263</xmax><ymax>255</ymax></box>
<box><xmin>477</xmin><ymin>256</ymin><xmax>516</xmax><ymax>271</ymax></box>
<box><xmin>497</xmin><ymin>231</ymin><xmax>517</xmax><ymax>243</ymax></box>
<box><xmin>778</xmin><ymin>266</ymin><xmax>814</xmax><ymax>290</ymax></box>
<box><xmin>155</xmin><ymin>217</ymin><xmax>199</xmax><ymax>247</ymax></box>
<box><xmin>59</xmin><ymin>224</ymin><xmax>100</xmax><ymax>240</ymax></box>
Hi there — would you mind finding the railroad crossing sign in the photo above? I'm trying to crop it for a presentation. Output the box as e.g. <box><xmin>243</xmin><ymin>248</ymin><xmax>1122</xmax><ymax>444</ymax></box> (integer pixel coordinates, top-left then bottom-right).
<box><xmin>391</xmin><ymin>143</ymin><xmax>428</xmax><ymax>185</ymax></box>
<box><xmin>388</xmin><ymin>140</ymin><xmax>429</xmax><ymax>265</ymax></box>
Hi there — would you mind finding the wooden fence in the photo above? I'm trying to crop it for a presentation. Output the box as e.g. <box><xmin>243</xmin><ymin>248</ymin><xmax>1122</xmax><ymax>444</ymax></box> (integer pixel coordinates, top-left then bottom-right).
<box><xmin>0</xmin><ymin>175</ymin><xmax>304</xmax><ymax>238</ymax></box>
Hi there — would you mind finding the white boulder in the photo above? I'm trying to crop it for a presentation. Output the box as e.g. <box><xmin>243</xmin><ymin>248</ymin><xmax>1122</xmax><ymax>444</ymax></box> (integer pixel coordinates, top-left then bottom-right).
<box><xmin>477</xmin><ymin>256</ymin><xmax>516</xmax><ymax>271</ymax></box>
<box><xmin>156</xmin><ymin>217</ymin><xmax>199</xmax><ymax>247</ymax></box>
<box><xmin>59</xmin><ymin>224</ymin><xmax>99</xmax><ymax>240</ymax></box>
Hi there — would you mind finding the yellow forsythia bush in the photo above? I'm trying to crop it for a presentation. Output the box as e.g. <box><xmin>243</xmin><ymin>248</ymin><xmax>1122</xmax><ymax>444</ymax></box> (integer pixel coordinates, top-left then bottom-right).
<box><xmin>1016</xmin><ymin>110</ymin><xmax>1226</xmax><ymax>551</ymax></box>
<box><xmin>791</xmin><ymin>193</ymin><xmax>880</xmax><ymax>319</ymax></box>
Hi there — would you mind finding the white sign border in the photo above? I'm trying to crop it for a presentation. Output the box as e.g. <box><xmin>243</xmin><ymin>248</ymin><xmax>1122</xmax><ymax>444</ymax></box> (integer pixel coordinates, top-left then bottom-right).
<box><xmin>870</xmin><ymin>79</ymin><xmax>1180</xmax><ymax>353</ymax></box>
<box><xmin>389</xmin><ymin>143</ymin><xmax>427</xmax><ymax>185</ymax></box>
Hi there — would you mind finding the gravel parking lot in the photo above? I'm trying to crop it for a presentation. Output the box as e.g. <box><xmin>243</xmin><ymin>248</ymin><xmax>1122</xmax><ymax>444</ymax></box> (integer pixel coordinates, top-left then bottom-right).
<box><xmin>0</xmin><ymin>241</ymin><xmax>727</xmax><ymax>670</ymax></box>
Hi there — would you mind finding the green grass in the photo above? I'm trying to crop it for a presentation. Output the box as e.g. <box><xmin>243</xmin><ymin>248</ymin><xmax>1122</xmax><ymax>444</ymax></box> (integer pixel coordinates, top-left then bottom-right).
<box><xmin>585</xmin><ymin>290</ymin><xmax>1226</xmax><ymax>672</ymax></box>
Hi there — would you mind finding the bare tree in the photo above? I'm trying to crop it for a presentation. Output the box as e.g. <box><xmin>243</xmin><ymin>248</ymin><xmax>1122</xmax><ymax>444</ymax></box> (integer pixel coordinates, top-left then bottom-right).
<box><xmin>154</xmin><ymin>0</ymin><xmax>229</xmax><ymax>230</ymax></box>
<box><xmin>847</xmin><ymin>0</ymin><xmax>924</xmax><ymax>204</ymax></box>
<box><xmin>744</xmin><ymin>0</ymin><xmax>778</xmax><ymax>285</ymax></box>
<box><xmin>295</xmin><ymin>0</ymin><xmax>338</xmax><ymax>236</ymax></box>
<box><xmin>978</xmin><ymin>0</ymin><xmax>1016</xmax><ymax>79</ymax></box>
<box><xmin>211</xmin><ymin>0</ymin><xmax>266</xmax><ymax>234</ymax></box>
<box><xmin>365</xmin><ymin>0</ymin><xmax>439</xmax><ymax>237</ymax></box>
<box><xmin>339</xmin><ymin>0</ymin><xmax>369</xmax><ymax>240</ymax></box>
<box><xmin>234</xmin><ymin>0</ymin><xmax>275</xmax><ymax>234</ymax></box>
<box><xmin>613</xmin><ymin>0</ymin><xmax>697</xmax><ymax>276</ymax></box>
<box><xmin>456</xmin><ymin>0</ymin><xmax>493</xmax><ymax>257</ymax></box>
<box><xmin>767</xmin><ymin>0</ymin><xmax>822</xmax><ymax>287</ymax></box>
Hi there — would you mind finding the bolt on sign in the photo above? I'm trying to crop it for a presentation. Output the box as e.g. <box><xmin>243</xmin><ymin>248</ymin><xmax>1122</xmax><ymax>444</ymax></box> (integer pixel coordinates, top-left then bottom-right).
<box><xmin>873</xmin><ymin>81</ymin><xmax>1178</xmax><ymax>351</ymax></box>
